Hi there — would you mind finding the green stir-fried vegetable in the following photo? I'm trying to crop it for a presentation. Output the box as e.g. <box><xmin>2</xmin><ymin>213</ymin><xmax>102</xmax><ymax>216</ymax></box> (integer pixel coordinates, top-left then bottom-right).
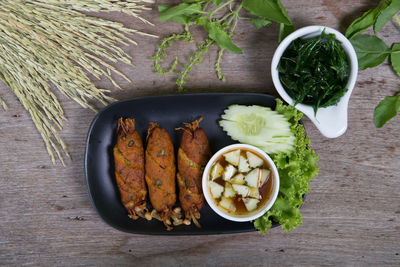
<box><xmin>278</xmin><ymin>31</ymin><xmax>350</xmax><ymax>114</ymax></box>
<box><xmin>254</xmin><ymin>99</ymin><xmax>319</xmax><ymax>233</ymax></box>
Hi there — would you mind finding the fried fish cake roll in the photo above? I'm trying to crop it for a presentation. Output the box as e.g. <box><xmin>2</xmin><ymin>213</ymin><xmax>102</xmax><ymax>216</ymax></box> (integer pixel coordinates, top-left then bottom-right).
<box><xmin>145</xmin><ymin>122</ymin><xmax>182</xmax><ymax>230</ymax></box>
<box><xmin>177</xmin><ymin>117</ymin><xmax>211</xmax><ymax>227</ymax></box>
<box><xmin>113</xmin><ymin>118</ymin><xmax>150</xmax><ymax>220</ymax></box>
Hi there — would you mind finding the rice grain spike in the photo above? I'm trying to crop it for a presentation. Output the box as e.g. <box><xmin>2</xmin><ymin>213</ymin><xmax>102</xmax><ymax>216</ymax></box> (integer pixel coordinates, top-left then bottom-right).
<box><xmin>0</xmin><ymin>0</ymin><xmax>156</xmax><ymax>165</ymax></box>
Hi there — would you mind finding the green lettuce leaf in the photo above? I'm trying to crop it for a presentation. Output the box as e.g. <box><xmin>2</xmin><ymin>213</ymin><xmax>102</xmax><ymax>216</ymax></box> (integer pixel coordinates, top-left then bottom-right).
<box><xmin>254</xmin><ymin>99</ymin><xmax>320</xmax><ymax>234</ymax></box>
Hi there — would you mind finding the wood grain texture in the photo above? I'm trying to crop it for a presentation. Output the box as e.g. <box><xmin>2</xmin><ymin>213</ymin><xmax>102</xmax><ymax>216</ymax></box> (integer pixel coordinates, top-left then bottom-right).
<box><xmin>1</xmin><ymin>0</ymin><xmax>400</xmax><ymax>266</ymax></box>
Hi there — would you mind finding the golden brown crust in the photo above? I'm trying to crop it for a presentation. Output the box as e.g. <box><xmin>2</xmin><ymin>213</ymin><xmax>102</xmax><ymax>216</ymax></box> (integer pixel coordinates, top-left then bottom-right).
<box><xmin>146</xmin><ymin>126</ymin><xmax>176</xmax><ymax>171</ymax></box>
<box><xmin>177</xmin><ymin>173</ymin><xmax>204</xmax><ymax>212</ymax></box>
<box><xmin>177</xmin><ymin>148</ymin><xmax>202</xmax><ymax>192</ymax></box>
<box><xmin>113</xmin><ymin>118</ymin><xmax>148</xmax><ymax>219</ymax></box>
<box><xmin>180</xmin><ymin>127</ymin><xmax>211</xmax><ymax>167</ymax></box>
<box><xmin>145</xmin><ymin>173</ymin><xmax>176</xmax><ymax>212</ymax></box>
<box><xmin>176</xmin><ymin>118</ymin><xmax>211</xmax><ymax>226</ymax></box>
<box><xmin>145</xmin><ymin>123</ymin><xmax>179</xmax><ymax>229</ymax></box>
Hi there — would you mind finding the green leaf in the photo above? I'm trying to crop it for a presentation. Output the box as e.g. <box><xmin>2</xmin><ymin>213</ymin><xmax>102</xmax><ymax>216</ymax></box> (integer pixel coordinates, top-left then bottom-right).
<box><xmin>391</xmin><ymin>43</ymin><xmax>400</xmax><ymax>77</ymax></box>
<box><xmin>204</xmin><ymin>22</ymin><xmax>242</xmax><ymax>54</ymax></box>
<box><xmin>249</xmin><ymin>17</ymin><xmax>272</xmax><ymax>29</ymax></box>
<box><xmin>194</xmin><ymin>16</ymin><xmax>207</xmax><ymax>26</ymax></box>
<box><xmin>212</xmin><ymin>0</ymin><xmax>222</xmax><ymax>5</ymax></box>
<box><xmin>158</xmin><ymin>4</ymin><xmax>170</xmax><ymax>11</ymax></box>
<box><xmin>350</xmin><ymin>34</ymin><xmax>390</xmax><ymax>69</ymax></box>
<box><xmin>158</xmin><ymin>3</ymin><xmax>202</xmax><ymax>23</ymax></box>
<box><xmin>278</xmin><ymin>23</ymin><xmax>294</xmax><ymax>43</ymax></box>
<box><xmin>158</xmin><ymin>4</ymin><xmax>192</xmax><ymax>24</ymax></box>
<box><xmin>345</xmin><ymin>7</ymin><xmax>381</xmax><ymax>39</ymax></box>
<box><xmin>254</xmin><ymin>99</ymin><xmax>319</xmax><ymax>234</ymax></box>
<box><xmin>374</xmin><ymin>0</ymin><xmax>400</xmax><ymax>33</ymax></box>
<box><xmin>242</xmin><ymin>0</ymin><xmax>292</xmax><ymax>25</ymax></box>
<box><xmin>374</xmin><ymin>94</ymin><xmax>400</xmax><ymax>128</ymax></box>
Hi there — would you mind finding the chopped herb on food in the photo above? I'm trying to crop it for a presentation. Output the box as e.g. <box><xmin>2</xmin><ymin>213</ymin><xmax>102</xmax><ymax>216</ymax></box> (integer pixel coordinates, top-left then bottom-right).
<box><xmin>278</xmin><ymin>31</ymin><xmax>350</xmax><ymax>114</ymax></box>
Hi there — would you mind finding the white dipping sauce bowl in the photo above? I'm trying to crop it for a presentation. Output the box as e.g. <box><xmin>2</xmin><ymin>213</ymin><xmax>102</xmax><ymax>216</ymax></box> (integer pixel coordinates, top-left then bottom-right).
<box><xmin>202</xmin><ymin>144</ymin><xmax>280</xmax><ymax>222</ymax></box>
<box><xmin>271</xmin><ymin>25</ymin><xmax>358</xmax><ymax>138</ymax></box>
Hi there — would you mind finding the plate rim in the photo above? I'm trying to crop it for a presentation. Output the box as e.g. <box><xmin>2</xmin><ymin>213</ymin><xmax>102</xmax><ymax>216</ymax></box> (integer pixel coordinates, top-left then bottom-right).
<box><xmin>84</xmin><ymin>92</ymin><xmax>282</xmax><ymax>235</ymax></box>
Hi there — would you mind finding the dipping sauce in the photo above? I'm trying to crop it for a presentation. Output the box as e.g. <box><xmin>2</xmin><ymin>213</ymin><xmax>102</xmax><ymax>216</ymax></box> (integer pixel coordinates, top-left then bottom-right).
<box><xmin>207</xmin><ymin>148</ymin><xmax>274</xmax><ymax>216</ymax></box>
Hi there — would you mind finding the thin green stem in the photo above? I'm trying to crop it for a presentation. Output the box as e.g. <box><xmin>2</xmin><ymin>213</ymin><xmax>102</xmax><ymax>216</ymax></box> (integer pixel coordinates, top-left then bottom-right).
<box><xmin>151</xmin><ymin>25</ymin><xmax>193</xmax><ymax>74</ymax></box>
<box><xmin>207</xmin><ymin>0</ymin><xmax>234</xmax><ymax>20</ymax></box>
<box><xmin>214</xmin><ymin>4</ymin><xmax>242</xmax><ymax>83</ymax></box>
<box><xmin>224</xmin><ymin>4</ymin><xmax>242</xmax><ymax>34</ymax></box>
<box><xmin>176</xmin><ymin>38</ymin><xmax>214</xmax><ymax>91</ymax></box>
<box><xmin>203</xmin><ymin>0</ymin><xmax>211</xmax><ymax>12</ymax></box>
<box><xmin>218</xmin><ymin>11</ymin><xmax>234</xmax><ymax>23</ymax></box>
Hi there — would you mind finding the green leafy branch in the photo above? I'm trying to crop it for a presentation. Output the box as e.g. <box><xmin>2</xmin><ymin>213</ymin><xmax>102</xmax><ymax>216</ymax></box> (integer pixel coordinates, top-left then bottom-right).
<box><xmin>345</xmin><ymin>0</ymin><xmax>400</xmax><ymax>127</ymax></box>
<box><xmin>151</xmin><ymin>0</ymin><xmax>294</xmax><ymax>91</ymax></box>
<box><xmin>151</xmin><ymin>24</ymin><xmax>193</xmax><ymax>75</ymax></box>
<box><xmin>176</xmin><ymin>38</ymin><xmax>214</xmax><ymax>90</ymax></box>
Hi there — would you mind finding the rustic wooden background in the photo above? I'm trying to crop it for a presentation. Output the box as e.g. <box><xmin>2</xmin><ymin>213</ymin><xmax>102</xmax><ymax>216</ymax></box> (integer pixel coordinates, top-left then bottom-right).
<box><xmin>1</xmin><ymin>0</ymin><xmax>399</xmax><ymax>265</ymax></box>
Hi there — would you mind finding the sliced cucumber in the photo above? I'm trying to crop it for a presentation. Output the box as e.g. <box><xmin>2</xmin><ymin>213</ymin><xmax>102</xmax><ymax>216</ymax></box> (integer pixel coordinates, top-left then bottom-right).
<box><xmin>230</xmin><ymin>173</ymin><xmax>245</xmax><ymax>185</ymax></box>
<box><xmin>219</xmin><ymin>105</ymin><xmax>295</xmax><ymax>154</ymax></box>
<box><xmin>258</xmin><ymin>169</ymin><xmax>271</xmax><ymax>187</ymax></box>
<box><xmin>223</xmin><ymin>182</ymin><xmax>236</xmax><ymax>198</ymax></box>
<box><xmin>246</xmin><ymin>151</ymin><xmax>264</xmax><ymax>168</ymax></box>
<box><xmin>209</xmin><ymin>181</ymin><xmax>224</xmax><ymax>198</ymax></box>
<box><xmin>219</xmin><ymin>196</ymin><xmax>236</xmax><ymax>212</ymax></box>
<box><xmin>245</xmin><ymin>168</ymin><xmax>259</xmax><ymax>188</ymax></box>
<box><xmin>238</xmin><ymin>155</ymin><xmax>250</xmax><ymax>173</ymax></box>
<box><xmin>258</xmin><ymin>143</ymin><xmax>294</xmax><ymax>154</ymax></box>
<box><xmin>243</xmin><ymin>197</ymin><xmax>259</xmax><ymax>211</ymax></box>
<box><xmin>232</xmin><ymin>184</ymin><xmax>250</xmax><ymax>197</ymax></box>
<box><xmin>210</xmin><ymin>162</ymin><xmax>224</xmax><ymax>180</ymax></box>
<box><xmin>223</xmin><ymin>150</ymin><xmax>240</xmax><ymax>166</ymax></box>
<box><xmin>223</xmin><ymin>164</ymin><xmax>236</xmax><ymax>181</ymax></box>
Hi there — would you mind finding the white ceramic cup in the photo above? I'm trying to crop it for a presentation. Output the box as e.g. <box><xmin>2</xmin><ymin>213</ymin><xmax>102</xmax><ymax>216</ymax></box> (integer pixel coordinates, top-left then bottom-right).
<box><xmin>202</xmin><ymin>144</ymin><xmax>280</xmax><ymax>222</ymax></box>
<box><xmin>271</xmin><ymin>25</ymin><xmax>358</xmax><ymax>138</ymax></box>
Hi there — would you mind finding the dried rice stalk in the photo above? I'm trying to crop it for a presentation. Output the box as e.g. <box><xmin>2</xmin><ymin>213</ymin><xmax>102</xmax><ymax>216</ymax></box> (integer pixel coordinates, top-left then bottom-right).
<box><xmin>0</xmin><ymin>0</ymin><xmax>156</xmax><ymax>165</ymax></box>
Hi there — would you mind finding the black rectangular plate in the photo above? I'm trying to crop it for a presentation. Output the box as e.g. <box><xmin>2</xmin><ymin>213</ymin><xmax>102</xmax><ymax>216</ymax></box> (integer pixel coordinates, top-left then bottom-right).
<box><xmin>84</xmin><ymin>92</ymin><xmax>279</xmax><ymax>235</ymax></box>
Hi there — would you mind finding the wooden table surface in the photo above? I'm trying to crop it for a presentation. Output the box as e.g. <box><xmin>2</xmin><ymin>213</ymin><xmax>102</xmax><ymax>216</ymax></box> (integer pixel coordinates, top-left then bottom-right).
<box><xmin>1</xmin><ymin>0</ymin><xmax>399</xmax><ymax>265</ymax></box>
